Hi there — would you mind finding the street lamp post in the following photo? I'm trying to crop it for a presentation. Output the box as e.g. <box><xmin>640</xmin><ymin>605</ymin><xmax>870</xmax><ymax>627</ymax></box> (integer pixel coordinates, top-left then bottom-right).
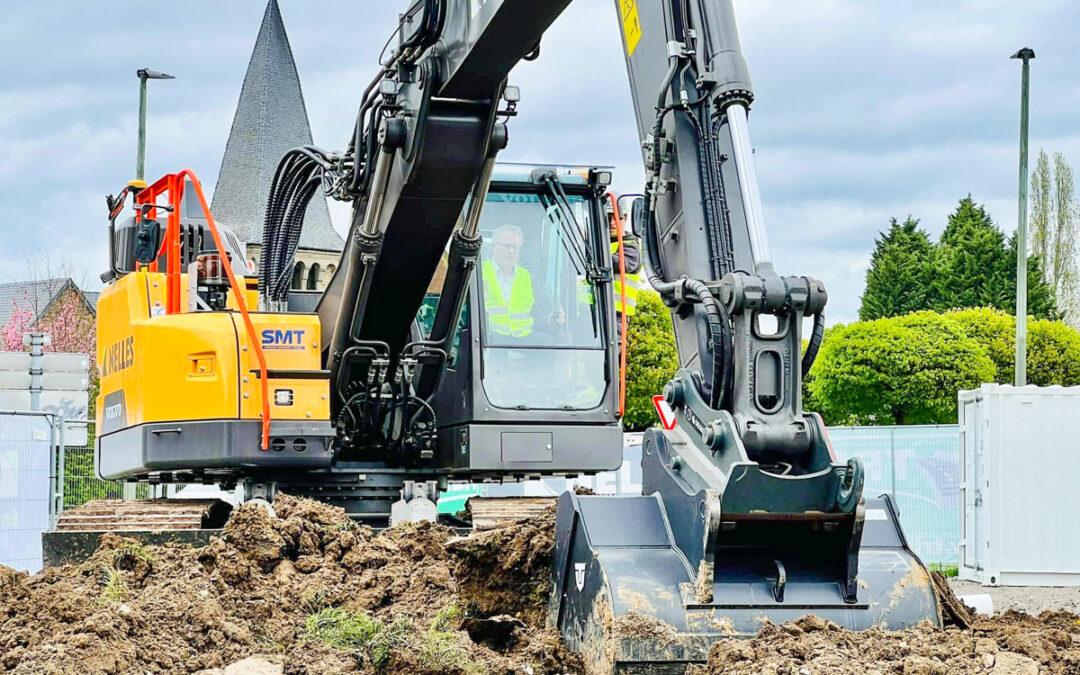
<box><xmin>136</xmin><ymin>68</ymin><xmax>175</xmax><ymax>181</ymax></box>
<box><xmin>1012</xmin><ymin>48</ymin><xmax>1035</xmax><ymax>387</ymax></box>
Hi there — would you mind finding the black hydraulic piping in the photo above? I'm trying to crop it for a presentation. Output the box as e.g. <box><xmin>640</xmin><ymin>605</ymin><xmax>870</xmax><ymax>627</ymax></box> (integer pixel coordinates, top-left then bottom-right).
<box><xmin>802</xmin><ymin>311</ymin><xmax>826</xmax><ymax>378</ymax></box>
<box><xmin>638</xmin><ymin>17</ymin><xmax>737</xmax><ymax>410</ymax></box>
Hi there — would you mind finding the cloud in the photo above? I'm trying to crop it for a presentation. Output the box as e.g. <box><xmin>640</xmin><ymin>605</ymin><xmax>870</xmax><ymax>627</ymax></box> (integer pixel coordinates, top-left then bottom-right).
<box><xmin>1</xmin><ymin>0</ymin><xmax>1079</xmax><ymax>326</ymax></box>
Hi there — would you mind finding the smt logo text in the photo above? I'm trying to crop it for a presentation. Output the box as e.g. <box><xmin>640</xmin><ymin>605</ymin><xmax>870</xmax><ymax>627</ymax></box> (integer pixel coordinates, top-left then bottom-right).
<box><xmin>261</xmin><ymin>329</ymin><xmax>306</xmax><ymax>350</ymax></box>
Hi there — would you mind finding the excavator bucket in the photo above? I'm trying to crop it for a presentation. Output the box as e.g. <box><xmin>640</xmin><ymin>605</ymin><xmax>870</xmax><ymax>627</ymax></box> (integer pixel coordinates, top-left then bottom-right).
<box><xmin>548</xmin><ymin>430</ymin><xmax>941</xmax><ymax>674</ymax></box>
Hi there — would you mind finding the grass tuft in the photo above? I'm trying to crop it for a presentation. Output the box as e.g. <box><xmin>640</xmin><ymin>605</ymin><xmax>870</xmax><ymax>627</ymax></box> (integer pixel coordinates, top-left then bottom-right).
<box><xmin>929</xmin><ymin>563</ymin><xmax>959</xmax><ymax>578</ymax></box>
<box><xmin>112</xmin><ymin>540</ymin><xmax>155</xmax><ymax>573</ymax></box>
<box><xmin>99</xmin><ymin>566</ymin><xmax>128</xmax><ymax>603</ymax></box>
<box><xmin>430</xmin><ymin>602</ymin><xmax>463</xmax><ymax>632</ymax></box>
<box><xmin>304</xmin><ymin>607</ymin><xmax>410</xmax><ymax>669</ymax></box>
<box><xmin>418</xmin><ymin>602</ymin><xmax>484</xmax><ymax>675</ymax></box>
<box><xmin>303</xmin><ymin>603</ymin><xmax>485</xmax><ymax>674</ymax></box>
<box><xmin>301</xmin><ymin>589</ymin><xmax>330</xmax><ymax>614</ymax></box>
<box><xmin>416</xmin><ymin>628</ymin><xmax>485</xmax><ymax>675</ymax></box>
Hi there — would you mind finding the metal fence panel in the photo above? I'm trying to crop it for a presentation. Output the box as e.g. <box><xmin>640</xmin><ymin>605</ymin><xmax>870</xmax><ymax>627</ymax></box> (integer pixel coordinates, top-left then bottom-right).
<box><xmin>829</xmin><ymin>425</ymin><xmax>960</xmax><ymax>565</ymax></box>
<box><xmin>443</xmin><ymin>427</ymin><xmax>962</xmax><ymax>565</ymax></box>
<box><xmin>53</xmin><ymin>425</ymin><xmax>961</xmax><ymax>567</ymax></box>
<box><xmin>62</xmin><ymin>443</ymin><xmax>149</xmax><ymax>508</ymax></box>
<box><xmin>64</xmin><ymin>444</ymin><xmax>117</xmax><ymax>508</ymax></box>
<box><xmin>0</xmin><ymin>413</ymin><xmax>53</xmax><ymax>573</ymax></box>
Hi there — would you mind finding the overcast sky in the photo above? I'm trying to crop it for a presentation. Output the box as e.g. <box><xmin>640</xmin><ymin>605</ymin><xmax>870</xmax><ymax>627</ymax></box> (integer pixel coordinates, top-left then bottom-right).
<box><xmin>1</xmin><ymin>0</ymin><xmax>1077</xmax><ymax>323</ymax></box>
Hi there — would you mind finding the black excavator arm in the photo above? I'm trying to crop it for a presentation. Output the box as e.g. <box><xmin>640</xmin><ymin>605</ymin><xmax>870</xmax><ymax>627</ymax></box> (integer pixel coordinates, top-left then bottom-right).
<box><xmin>257</xmin><ymin>2</ymin><xmax>940</xmax><ymax>666</ymax></box>
<box><xmin>548</xmin><ymin>3</ymin><xmax>940</xmax><ymax>666</ymax></box>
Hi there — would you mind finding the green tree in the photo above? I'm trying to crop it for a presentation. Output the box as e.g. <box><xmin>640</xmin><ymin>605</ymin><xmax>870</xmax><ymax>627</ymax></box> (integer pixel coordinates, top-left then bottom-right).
<box><xmin>930</xmin><ymin>196</ymin><xmax>1056</xmax><ymax>318</ymax></box>
<box><xmin>807</xmin><ymin>312</ymin><xmax>995</xmax><ymax>425</ymax></box>
<box><xmin>946</xmin><ymin>308</ymin><xmax>1014</xmax><ymax>379</ymax></box>
<box><xmin>1005</xmin><ymin>235</ymin><xmax>1058</xmax><ymax>319</ymax></box>
<box><xmin>1030</xmin><ymin>150</ymin><xmax>1079</xmax><ymax>323</ymax></box>
<box><xmin>948</xmin><ymin>307</ymin><xmax>1080</xmax><ymax>386</ymax></box>
<box><xmin>931</xmin><ymin>197</ymin><xmax>1013</xmax><ymax>311</ymax></box>
<box><xmin>623</xmin><ymin>290</ymin><xmax>679</xmax><ymax>431</ymax></box>
<box><xmin>1028</xmin><ymin>319</ymin><xmax>1080</xmax><ymax>385</ymax></box>
<box><xmin>1031</xmin><ymin>151</ymin><xmax>1053</xmax><ymax>267</ymax></box>
<box><xmin>858</xmin><ymin>217</ymin><xmax>933</xmax><ymax>320</ymax></box>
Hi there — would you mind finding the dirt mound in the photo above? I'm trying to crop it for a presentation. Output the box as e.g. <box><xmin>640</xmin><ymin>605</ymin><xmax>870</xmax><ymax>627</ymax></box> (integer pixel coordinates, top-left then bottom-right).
<box><xmin>448</xmin><ymin>505</ymin><xmax>556</xmax><ymax>628</ymax></box>
<box><xmin>0</xmin><ymin>495</ymin><xmax>581</xmax><ymax>675</ymax></box>
<box><xmin>688</xmin><ymin>611</ymin><xmax>1080</xmax><ymax>675</ymax></box>
<box><xmin>6</xmin><ymin>496</ymin><xmax>1080</xmax><ymax>675</ymax></box>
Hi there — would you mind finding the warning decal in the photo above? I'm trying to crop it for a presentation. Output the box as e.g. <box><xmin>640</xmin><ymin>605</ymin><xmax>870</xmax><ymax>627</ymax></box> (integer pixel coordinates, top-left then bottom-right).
<box><xmin>619</xmin><ymin>0</ymin><xmax>642</xmax><ymax>57</ymax></box>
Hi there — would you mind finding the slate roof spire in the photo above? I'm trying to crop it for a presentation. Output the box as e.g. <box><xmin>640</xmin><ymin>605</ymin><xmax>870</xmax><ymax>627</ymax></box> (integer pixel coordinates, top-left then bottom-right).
<box><xmin>211</xmin><ymin>0</ymin><xmax>342</xmax><ymax>252</ymax></box>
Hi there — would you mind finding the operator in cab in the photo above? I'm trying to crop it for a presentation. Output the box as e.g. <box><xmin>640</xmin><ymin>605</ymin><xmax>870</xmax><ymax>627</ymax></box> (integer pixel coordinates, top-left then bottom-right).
<box><xmin>481</xmin><ymin>224</ymin><xmax>564</xmax><ymax>341</ymax></box>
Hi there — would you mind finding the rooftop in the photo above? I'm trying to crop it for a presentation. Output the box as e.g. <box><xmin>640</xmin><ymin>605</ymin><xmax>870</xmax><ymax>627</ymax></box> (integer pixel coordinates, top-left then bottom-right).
<box><xmin>0</xmin><ymin>279</ymin><xmax>97</xmax><ymax>326</ymax></box>
<box><xmin>210</xmin><ymin>0</ymin><xmax>343</xmax><ymax>253</ymax></box>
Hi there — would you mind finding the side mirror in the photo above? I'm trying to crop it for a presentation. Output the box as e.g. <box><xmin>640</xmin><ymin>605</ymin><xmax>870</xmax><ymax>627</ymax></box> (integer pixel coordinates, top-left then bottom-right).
<box><xmin>616</xmin><ymin>194</ymin><xmax>645</xmax><ymax>237</ymax></box>
<box><xmin>629</xmin><ymin>197</ymin><xmax>646</xmax><ymax>238</ymax></box>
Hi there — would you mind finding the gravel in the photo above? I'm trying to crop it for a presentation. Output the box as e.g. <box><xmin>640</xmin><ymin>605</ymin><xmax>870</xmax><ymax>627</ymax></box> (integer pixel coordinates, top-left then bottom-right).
<box><xmin>949</xmin><ymin>578</ymin><xmax>1080</xmax><ymax>615</ymax></box>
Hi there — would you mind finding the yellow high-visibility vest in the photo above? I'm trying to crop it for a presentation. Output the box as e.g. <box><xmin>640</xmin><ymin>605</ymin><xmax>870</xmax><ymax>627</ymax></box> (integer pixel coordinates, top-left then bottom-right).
<box><xmin>481</xmin><ymin>259</ymin><xmax>535</xmax><ymax>337</ymax></box>
<box><xmin>611</xmin><ymin>241</ymin><xmax>641</xmax><ymax>316</ymax></box>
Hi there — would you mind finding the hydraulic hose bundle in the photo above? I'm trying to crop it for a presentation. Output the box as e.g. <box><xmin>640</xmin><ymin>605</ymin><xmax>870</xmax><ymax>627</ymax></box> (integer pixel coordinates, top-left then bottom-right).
<box><xmin>259</xmin><ymin>147</ymin><xmax>335</xmax><ymax>306</ymax></box>
<box><xmin>639</xmin><ymin>2</ymin><xmax>830</xmax><ymax>411</ymax></box>
<box><xmin>343</xmin><ymin>0</ymin><xmax>446</xmax><ymax>200</ymax></box>
<box><xmin>638</xmin><ymin>37</ymin><xmax>737</xmax><ymax>411</ymax></box>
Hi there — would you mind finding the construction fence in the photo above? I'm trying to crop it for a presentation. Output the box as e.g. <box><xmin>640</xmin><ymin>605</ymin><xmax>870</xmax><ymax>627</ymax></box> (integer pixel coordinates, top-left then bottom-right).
<box><xmin>0</xmin><ymin>412</ymin><xmax>63</xmax><ymax>573</ymax></box>
<box><xmin>0</xmin><ymin>416</ymin><xmax>148</xmax><ymax>573</ymax></box>
<box><xmin>447</xmin><ymin>425</ymin><xmax>962</xmax><ymax>565</ymax></box>
<box><xmin>4</xmin><ymin>422</ymin><xmax>961</xmax><ymax>572</ymax></box>
<box><xmin>828</xmin><ymin>425</ymin><xmax>961</xmax><ymax>565</ymax></box>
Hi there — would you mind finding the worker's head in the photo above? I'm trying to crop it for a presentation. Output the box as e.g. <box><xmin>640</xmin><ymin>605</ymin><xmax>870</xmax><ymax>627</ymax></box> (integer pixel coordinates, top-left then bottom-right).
<box><xmin>491</xmin><ymin>224</ymin><xmax>523</xmax><ymax>273</ymax></box>
<box><xmin>605</xmin><ymin>202</ymin><xmax>619</xmax><ymax>239</ymax></box>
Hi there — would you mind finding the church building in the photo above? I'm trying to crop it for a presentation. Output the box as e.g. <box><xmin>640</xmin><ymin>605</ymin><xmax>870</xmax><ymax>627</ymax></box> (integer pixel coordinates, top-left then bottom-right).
<box><xmin>211</xmin><ymin>0</ymin><xmax>343</xmax><ymax>292</ymax></box>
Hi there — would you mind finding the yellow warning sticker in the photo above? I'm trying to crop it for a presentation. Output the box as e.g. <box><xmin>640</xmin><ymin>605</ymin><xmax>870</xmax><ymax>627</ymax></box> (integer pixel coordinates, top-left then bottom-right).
<box><xmin>620</xmin><ymin>0</ymin><xmax>642</xmax><ymax>57</ymax></box>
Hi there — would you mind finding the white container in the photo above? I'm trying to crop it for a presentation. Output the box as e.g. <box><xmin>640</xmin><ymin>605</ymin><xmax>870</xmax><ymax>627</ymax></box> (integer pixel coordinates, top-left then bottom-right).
<box><xmin>958</xmin><ymin>384</ymin><xmax>1080</xmax><ymax>586</ymax></box>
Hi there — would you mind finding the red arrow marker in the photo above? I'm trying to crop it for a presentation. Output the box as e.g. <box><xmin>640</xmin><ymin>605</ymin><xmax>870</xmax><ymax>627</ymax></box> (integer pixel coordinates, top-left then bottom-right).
<box><xmin>652</xmin><ymin>395</ymin><xmax>678</xmax><ymax>430</ymax></box>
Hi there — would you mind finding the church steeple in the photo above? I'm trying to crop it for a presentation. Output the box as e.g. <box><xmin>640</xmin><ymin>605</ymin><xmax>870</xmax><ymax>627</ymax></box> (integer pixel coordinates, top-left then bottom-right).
<box><xmin>211</xmin><ymin>0</ymin><xmax>342</xmax><ymax>252</ymax></box>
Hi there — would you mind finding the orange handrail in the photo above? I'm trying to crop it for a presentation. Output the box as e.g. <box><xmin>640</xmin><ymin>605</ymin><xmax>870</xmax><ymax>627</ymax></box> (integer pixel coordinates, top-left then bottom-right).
<box><xmin>133</xmin><ymin>173</ymin><xmax>176</xmax><ymax>276</ymax></box>
<box><xmin>607</xmin><ymin>192</ymin><xmax>628</xmax><ymax>418</ymax></box>
<box><xmin>138</xmin><ymin>170</ymin><xmax>271</xmax><ymax>450</ymax></box>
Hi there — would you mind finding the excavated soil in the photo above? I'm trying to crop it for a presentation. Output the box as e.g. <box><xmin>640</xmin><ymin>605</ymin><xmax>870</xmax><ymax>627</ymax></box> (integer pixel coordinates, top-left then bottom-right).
<box><xmin>2</xmin><ymin>495</ymin><xmax>1079</xmax><ymax>674</ymax></box>
<box><xmin>448</xmin><ymin>506</ymin><xmax>556</xmax><ymax>628</ymax></box>
<box><xmin>689</xmin><ymin>612</ymin><xmax>1080</xmax><ymax>675</ymax></box>
<box><xmin>0</xmin><ymin>495</ymin><xmax>580</xmax><ymax>675</ymax></box>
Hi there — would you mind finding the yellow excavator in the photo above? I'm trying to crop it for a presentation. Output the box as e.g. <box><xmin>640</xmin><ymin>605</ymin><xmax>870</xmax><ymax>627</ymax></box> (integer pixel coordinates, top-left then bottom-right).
<box><xmin>87</xmin><ymin>0</ymin><xmax>942</xmax><ymax>670</ymax></box>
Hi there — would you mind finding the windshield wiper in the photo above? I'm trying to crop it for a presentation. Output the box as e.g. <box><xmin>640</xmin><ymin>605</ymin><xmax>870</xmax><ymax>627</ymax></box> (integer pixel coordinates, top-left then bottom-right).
<box><xmin>534</xmin><ymin>170</ymin><xmax>604</xmax><ymax>283</ymax></box>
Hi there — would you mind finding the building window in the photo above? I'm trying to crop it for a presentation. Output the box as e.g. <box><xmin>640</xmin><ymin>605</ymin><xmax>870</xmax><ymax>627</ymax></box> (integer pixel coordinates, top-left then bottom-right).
<box><xmin>292</xmin><ymin>262</ymin><xmax>306</xmax><ymax>290</ymax></box>
<box><xmin>307</xmin><ymin>263</ymin><xmax>321</xmax><ymax>290</ymax></box>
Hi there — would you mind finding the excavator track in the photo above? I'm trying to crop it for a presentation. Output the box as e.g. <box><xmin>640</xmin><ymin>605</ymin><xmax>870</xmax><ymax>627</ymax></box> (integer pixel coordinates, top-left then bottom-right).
<box><xmin>54</xmin><ymin>499</ymin><xmax>232</xmax><ymax>532</ymax></box>
<box><xmin>465</xmin><ymin>496</ymin><xmax>556</xmax><ymax>530</ymax></box>
<box><xmin>43</xmin><ymin>499</ymin><xmax>232</xmax><ymax>568</ymax></box>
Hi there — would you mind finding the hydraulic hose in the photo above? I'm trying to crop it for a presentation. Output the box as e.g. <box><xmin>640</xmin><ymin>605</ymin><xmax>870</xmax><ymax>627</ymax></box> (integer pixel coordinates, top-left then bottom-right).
<box><xmin>802</xmin><ymin>311</ymin><xmax>826</xmax><ymax>378</ymax></box>
<box><xmin>260</xmin><ymin>147</ymin><xmax>334</xmax><ymax>304</ymax></box>
<box><xmin>638</xmin><ymin>41</ymin><xmax>736</xmax><ymax>409</ymax></box>
<box><xmin>682</xmin><ymin>278</ymin><xmax>733</xmax><ymax>409</ymax></box>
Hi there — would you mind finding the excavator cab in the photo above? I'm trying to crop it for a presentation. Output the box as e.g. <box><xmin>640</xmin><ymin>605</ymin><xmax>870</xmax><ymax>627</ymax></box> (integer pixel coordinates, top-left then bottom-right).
<box><xmin>416</xmin><ymin>165</ymin><xmax>622</xmax><ymax>479</ymax></box>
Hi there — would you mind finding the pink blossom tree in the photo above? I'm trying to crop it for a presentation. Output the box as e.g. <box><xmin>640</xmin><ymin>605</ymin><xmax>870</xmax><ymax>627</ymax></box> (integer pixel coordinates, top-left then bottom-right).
<box><xmin>1</xmin><ymin>304</ymin><xmax>33</xmax><ymax>351</ymax></box>
<box><xmin>1</xmin><ymin>288</ymin><xmax>97</xmax><ymax>374</ymax></box>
